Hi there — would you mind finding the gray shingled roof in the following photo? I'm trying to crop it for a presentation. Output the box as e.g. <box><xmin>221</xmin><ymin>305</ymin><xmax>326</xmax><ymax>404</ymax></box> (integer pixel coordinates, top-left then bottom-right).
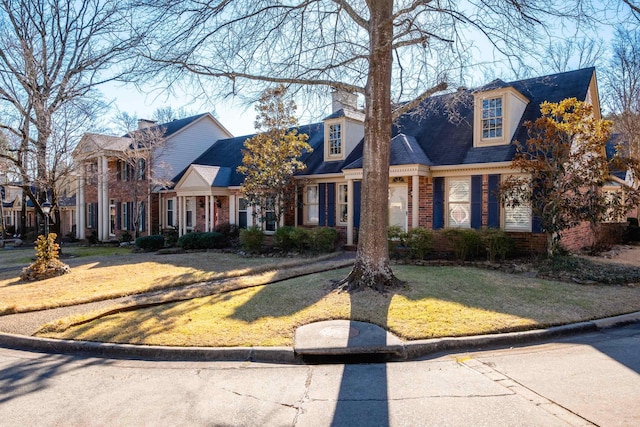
<box><xmin>172</xmin><ymin>68</ymin><xmax>597</xmax><ymax>185</ymax></box>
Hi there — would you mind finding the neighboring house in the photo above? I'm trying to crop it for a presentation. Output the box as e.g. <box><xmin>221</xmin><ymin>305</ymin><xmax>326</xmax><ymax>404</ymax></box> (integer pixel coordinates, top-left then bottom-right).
<box><xmin>161</xmin><ymin>67</ymin><xmax>623</xmax><ymax>252</ymax></box>
<box><xmin>0</xmin><ymin>181</ymin><xmax>76</xmax><ymax>239</ymax></box>
<box><xmin>73</xmin><ymin>113</ymin><xmax>232</xmax><ymax>241</ymax></box>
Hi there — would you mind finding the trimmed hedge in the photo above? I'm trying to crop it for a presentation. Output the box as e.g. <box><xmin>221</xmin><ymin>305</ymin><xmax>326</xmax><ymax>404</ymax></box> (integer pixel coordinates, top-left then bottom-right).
<box><xmin>177</xmin><ymin>231</ymin><xmax>226</xmax><ymax>250</ymax></box>
<box><xmin>135</xmin><ymin>235</ymin><xmax>165</xmax><ymax>251</ymax></box>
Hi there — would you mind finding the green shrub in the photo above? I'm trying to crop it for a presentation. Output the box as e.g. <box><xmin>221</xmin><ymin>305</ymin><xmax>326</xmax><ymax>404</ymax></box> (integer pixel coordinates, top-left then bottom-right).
<box><xmin>274</xmin><ymin>226</ymin><xmax>296</xmax><ymax>252</ymax></box>
<box><xmin>406</xmin><ymin>227</ymin><xmax>433</xmax><ymax>259</ymax></box>
<box><xmin>162</xmin><ymin>228</ymin><xmax>179</xmax><ymax>247</ymax></box>
<box><xmin>214</xmin><ymin>222</ymin><xmax>240</xmax><ymax>247</ymax></box>
<box><xmin>309</xmin><ymin>227</ymin><xmax>338</xmax><ymax>253</ymax></box>
<box><xmin>240</xmin><ymin>226</ymin><xmax>264</xmax><ymax>253</ymax></box>
<box><xmin>387</xmin><ymin>225</ymin><xmax>407</xmax><ymax>258</ymax></box>
<box><xmin>626</xmin><ymin>217</ymin><xmax>640</xmax><ymax>242</ymax></box>
<box><xmin>120</xmin><ymin>230</ymin><xmax>133</xmax><ymax>244</ymax></box>
<box><xmin>177</xmin><ymin>232</ymin><xmax>199</xmax><ymax>250</ymax></box>
<box><xmin>197</xmin><ymin>232</ymin><xmax>226</xmax><ymax>249</ymax></box>
<box><xmin>135</xmin><ymin>234</ymin><xmax>165</xmax><ymax>251</ymax></box>
<box><xmin>479</xmin><ymin>228</ymin><xmax>514</xmax><ymax>262</ymax></box>
<box><xmin>443</xmin><ymin>228</ymin><xmax>482</xmax><ymax>261</ymax></box>
<box><xmin>291</xmin><ymin>227</ymin><xmax>310</xmax><ymax>252</ymax></box>
<box><xmin>176</xmin><ymin>232</ymin><xmax>226</xmax><ymax>250</ymax></box>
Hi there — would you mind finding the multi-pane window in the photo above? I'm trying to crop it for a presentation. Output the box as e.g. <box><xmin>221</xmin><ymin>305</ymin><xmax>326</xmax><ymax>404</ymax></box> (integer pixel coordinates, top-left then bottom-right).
<box><xmin>337</xmin><ymin>184</ymin><xmax>348</xmax><ymax>224</ymax></box>
<box><xmin>186</xmin><ymin>198</ymin><xmax>193</xmax><ymax>229</ymax></box>
<box><xmin>137</xmin><ymin>159</ymin><xmax>146</xmax><ymax>180</ymax></box>
<box><xmin>166</xmin><ymin>199</ymin><xmax>174</xmax><ymax>227</ymax></box>
<box><xmin>87</xmin><ymin>203</ymin><xmax>94</xmax><ymax>228</ymax></box>
<box><xmin>306</xmin><ymin>185</ymin><xmax>319</xmax><ymax>224</ymax></box>
<box><xmin>238</xmin><ymin>198</ymin><xmax>248</xmax><ymax>229</ymax></box>
<box><xmin>329</xmin><ymin>123</ymin><xmax>342</xmax><ymax>156</ymax></box>
<box><xmin>109</xmin><ymin>199</ymin><xmax>116</xmax><ymax>236</ymax></box>
<box><xmin>122</xmin><ymin>203</ymin><xmax>129</xmax><ymax>230</ymax></box>
<box><xmin>482</xmin><ymin>97</ymin><xmax>503</xmax><ymax>139</ymax></box>
<box><xmin>264</xmin><ymin>198</ymin><xmax>276</xmax><ymax>232</ymax></box>
<box><xmin>447</xmin><ymin>178</ymin><xmax>470</xmax><ymax>228</ymax></box>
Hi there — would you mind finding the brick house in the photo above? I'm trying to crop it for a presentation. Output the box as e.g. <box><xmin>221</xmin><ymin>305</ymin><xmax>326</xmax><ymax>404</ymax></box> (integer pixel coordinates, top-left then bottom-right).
<box><xmin>160</xmin><ymin>67</ymin><xmax>633</xmax><ymax>252</ymax></box>
<box><xmin>73</xmin><ymin>113</ymin><xmax>232</xmax><ymax>241</ymax></box>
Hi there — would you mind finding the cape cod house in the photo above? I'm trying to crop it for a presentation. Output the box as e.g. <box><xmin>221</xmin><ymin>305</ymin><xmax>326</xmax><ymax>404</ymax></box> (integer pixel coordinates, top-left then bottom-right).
<box><xmin>160</xmin><ymin>67</ymin><xmax>626</xmax><ymax>252</ymax></box>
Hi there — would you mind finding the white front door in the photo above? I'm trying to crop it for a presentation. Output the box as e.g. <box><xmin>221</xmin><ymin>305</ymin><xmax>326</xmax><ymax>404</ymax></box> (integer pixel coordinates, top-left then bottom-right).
<box><xmin>389</xmin><ymin>185</ymin><xmax>408</xmax><ymax>231</ymax></box>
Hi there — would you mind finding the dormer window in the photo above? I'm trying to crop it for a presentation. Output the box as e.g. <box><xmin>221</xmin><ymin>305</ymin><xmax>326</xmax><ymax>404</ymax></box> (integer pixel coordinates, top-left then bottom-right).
<box><xmin>329</xmin><ymin>123</ymin><xmax>342</xmax><ymax>156</ymax></box>
<box><xmin>324</xmin><ymin>118</ymin><xmax>347</xmax><ymax>161</ymax></box>
<box><xmin>473</xmin><ymin>86</ymin><xmax>529</xmax><ymax>148</ymax></box>
<box><xmin>482</xmin><ymin>97</ymin><xmax>503</xmax><ymax>139</ymax></box>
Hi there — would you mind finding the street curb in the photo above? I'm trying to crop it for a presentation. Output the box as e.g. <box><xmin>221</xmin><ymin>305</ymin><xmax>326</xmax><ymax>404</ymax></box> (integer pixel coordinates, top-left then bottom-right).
<box><xmin>1</xmin><ymin>312</ymin><xmax>638</xmax><ymax>364</ymax></box>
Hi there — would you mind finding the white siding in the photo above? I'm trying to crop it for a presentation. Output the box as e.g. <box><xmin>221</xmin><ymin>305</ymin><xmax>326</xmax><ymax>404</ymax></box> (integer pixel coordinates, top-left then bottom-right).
<box><xmin>155</xmin><ymin>115</ymin><xmax>232</xmax><ymax>182</ymax></box>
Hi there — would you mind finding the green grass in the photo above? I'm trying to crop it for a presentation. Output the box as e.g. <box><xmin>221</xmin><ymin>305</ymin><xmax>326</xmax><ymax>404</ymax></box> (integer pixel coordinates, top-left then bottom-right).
<box><xmin>39</xmin><ymin>265</ymin><xmax>640</xmax><ymax>347</ymax></box>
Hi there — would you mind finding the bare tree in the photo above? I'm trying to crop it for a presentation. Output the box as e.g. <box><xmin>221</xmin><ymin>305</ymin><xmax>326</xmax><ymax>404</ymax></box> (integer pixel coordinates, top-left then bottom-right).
<box><xmin>111</xmin><ymin>113</ymin><xmax>169</xmax><ymax>239</ymax></box>
<box><xmin>542</xmin><ymin>37</ymin><xmax>605</xmax><ymax>73</ymax></box>
<box><xmin>138</xmin><ymin>0</ymin><xmax>596</xmax><ymax>291</ymax></box>
<box><xmin>603</xmin><ymin>28</ymin><xmax>640</xmax><ymax>161</ymax></box>
<box><xmin>0</xmin><ymin>0</ymin><xmax>141</xmax><ymax>238</ymax></box>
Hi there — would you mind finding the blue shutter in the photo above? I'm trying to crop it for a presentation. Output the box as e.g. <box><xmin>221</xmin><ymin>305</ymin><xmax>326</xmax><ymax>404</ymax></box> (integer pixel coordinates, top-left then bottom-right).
<box><xmin>353</xmin><ymin>181</ymin><xmax>361</xmax><ymax>228</ymax></box>
<box><xmin>141</xmin><ymin>202</ymin><xmax>146</xmax><ymax>232</ymax></box>
<box><xmin>532</xmin><ymin>215</ymin><xmax>543</xmax><ymax>233</ymax></box>
<box><xmin>318</xmin><ymin>183</ymin><xmax>326</xmax><ymax>226</ymax></box>
<box><xmin>93</xmin><ymin>203</ymin><xmax>98</xmax><ymax>230</ymax></box>
<box><xmin>433</xmin><ymin>177</ymin><xmax>444</xmax><ymax>230</ymax></box>
<box><xmin>488</xmin><ymin>175</ymin><xmax>500</xmax><ymax>228</ymax></box>
<box><xmin>116</xmin><ymin>202</ymin><xmax>121</xmax><ymax>231</ymax></box>
<box><xmin>127</xmin><ymin>202</ymin><xmax>133</xmax><ymax>231</ymax></box>
<box><xmin>327</xmin><ymin>183</ymin><xmax>335</xmax><ymax>227</ymax></box>
<box><xmin>471</xmin><ymin>175</ymin><xmax>483</xmax><ymax>229</ymax></box>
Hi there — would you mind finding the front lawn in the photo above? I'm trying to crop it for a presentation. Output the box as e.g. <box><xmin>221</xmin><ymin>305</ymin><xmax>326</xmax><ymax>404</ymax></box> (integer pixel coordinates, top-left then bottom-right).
<box><xmin>0</xmin><ymin>249</ymin><xmax>338</xmax><ymax>314</ymax></box>
<box><xmin>38</xmin><ymin>265</ymin><xmax>640</xmax><ymax>346</ymax></box>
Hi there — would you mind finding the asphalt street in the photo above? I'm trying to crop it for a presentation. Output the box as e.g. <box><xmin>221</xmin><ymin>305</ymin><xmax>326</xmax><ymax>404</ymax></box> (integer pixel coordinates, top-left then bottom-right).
<box><xmin>0</xmin><ymin>322</ymin><xmax>638</xmax><ymax>426</ymax></box>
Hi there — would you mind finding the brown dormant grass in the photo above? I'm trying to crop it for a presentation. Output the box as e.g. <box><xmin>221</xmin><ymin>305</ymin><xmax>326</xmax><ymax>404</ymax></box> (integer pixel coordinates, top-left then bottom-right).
<box><xmin>39</xmin><ymin>265</ymin><xmax>640</xmax><ymax>346</ymax></box>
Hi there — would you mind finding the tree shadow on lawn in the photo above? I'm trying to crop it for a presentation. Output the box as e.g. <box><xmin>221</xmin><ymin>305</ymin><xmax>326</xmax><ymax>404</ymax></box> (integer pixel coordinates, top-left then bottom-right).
<box><xmin>227</xmin><ymin>265</ymin><xmax>624</xmax><ymax>336</ymax></box>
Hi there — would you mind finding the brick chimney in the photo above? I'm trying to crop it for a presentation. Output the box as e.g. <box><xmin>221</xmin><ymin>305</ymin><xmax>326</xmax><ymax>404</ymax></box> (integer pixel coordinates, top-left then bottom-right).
<box><xmin>137</xmin><ymin>119</ymin><xmax>158</xmax><ymax>130</ymax></box>
<box><xmin>332</xmin><ymin>90</ymin><xmax>358</xmax><ymax>113</ymax></box>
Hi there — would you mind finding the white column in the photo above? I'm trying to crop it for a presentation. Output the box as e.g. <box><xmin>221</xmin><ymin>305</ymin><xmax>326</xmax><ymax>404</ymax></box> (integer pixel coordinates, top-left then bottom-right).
<box><xmin>412</xmin><ymin>175</ymin><xmax>420</xmax><ymax>229</ymax></box>
<box><xmin>229</xmin><ymin>194</ymin><xmax>236</xmax><ymax>225</ymax></box>
<box><xmin>179</xmin><ymin>196</ymin><xmax>185</xmax><ymax>236</ymax></box>
<box><xmin>76</xmin><ymin>174</ymin><xmax>85</xmax><ymax>239</ymax></box>
<box><xmin>102</xmin><ymin>156</ymin><xmax>109</xmax><ymax>240</ymax></box>
<box><xmin>347</xmin><ymin>179</ymin><xmax>354</xmax><ymax>246</ymax></box>
<box><xmin>210</xmin><ymin>195</ymin><xmax>215</xmax><ymax>230</ymax></box>
<box><xmin>97</xmin><ymin>158</ymin><xmax>104</xmax><ymax>241</ymax></box>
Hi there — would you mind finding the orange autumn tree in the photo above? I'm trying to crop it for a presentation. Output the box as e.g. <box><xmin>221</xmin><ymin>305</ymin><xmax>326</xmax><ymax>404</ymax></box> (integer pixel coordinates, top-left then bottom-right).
<box><xmin>500</xmin><ymin>98</ymin><xmax>640</xmax><ymax>255</ymax></box>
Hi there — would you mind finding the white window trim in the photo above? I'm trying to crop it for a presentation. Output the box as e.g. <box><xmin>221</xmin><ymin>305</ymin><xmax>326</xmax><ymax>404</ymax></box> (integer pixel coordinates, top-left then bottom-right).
<box><xmin>445</xmin><ymin>176</ymin><xmax>471</xmax><ymax>229</ymax></box>
<box><xmin>501</xmin><ymin>175</ymin><xmax>533</xmax><ymax>232</ymax></box>
<box><xmin>304</xmin><ymin>185</ymin><xmax>319</xmax><ymax>225</ymax></box>
<box><xmin>337</xmin><ymin>183</ymin><xmax>348</xmax><ymax>226</ymax></box>
<box><xmin>165</xmin><ymin>197</ymin><xmax>176</xmax><ymax>228</ymax></box>
<box><xmin>324</xmin><ymin>118</ymin><xmax>345</xmax><ymax>161</ymax></box>
<box><xmin>473</xmin><ymin>90</ymin><xmax>510</xmax><ymax>147</ymax></box>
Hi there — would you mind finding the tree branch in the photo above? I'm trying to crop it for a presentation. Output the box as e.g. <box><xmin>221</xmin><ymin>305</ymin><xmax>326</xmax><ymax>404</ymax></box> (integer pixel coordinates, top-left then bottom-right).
<box><xmin>392</xmin><ymin>81</ymin><xmax>448</xmax><ymax>119</ymax></box>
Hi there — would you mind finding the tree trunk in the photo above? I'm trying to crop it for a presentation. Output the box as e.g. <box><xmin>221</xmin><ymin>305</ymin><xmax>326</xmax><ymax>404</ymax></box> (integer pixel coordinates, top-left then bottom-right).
<box><xmin>337</xmin><ymin>0</ymin><xmax>403</xmax><ymax>292</ymax></box>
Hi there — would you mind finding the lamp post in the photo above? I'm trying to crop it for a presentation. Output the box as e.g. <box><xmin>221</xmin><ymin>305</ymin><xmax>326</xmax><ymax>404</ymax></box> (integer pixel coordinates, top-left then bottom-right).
<box><xmin>42</xmin><ymin>200</ymin><xmax>51</xmax><ymax>238</ymax></box>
